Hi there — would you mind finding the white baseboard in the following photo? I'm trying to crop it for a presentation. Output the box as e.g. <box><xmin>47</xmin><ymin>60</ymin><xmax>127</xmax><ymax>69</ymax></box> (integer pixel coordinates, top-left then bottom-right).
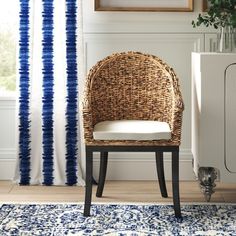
<box><xmin>0</xmin><ymin>149</ymin><xmax>16</xmax><ymax>180</ymax></box>
<box><xmin>92</xmin><ymin>150</ymin><xmax>195</xmax><ymax>180</ymax></box>
<box><xmin>0</xmin><ymin>149</ymin><xmax>195</xmax><ymax>181</ymax></box>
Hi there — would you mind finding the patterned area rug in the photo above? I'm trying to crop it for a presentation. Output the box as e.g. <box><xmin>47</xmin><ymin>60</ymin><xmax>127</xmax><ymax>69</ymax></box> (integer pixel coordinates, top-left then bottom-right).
<box><xmin>0</xmin><ymin>204</ymin><xmax>235</xmax><ymax>235</ymax></box>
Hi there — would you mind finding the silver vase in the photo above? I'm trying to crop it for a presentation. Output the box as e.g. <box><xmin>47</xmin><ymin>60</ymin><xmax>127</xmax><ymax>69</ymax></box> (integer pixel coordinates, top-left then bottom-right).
<box><xmin>217</xmin><ymin>26</ymin><xmax>236</xmax><ymax>53</ymax></box>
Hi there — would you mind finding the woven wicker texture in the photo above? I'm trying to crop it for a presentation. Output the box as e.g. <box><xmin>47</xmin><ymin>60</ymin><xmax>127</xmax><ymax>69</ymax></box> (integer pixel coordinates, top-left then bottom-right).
<box><xmin>83</xmin><ymin>51</ymin><xmax>184</xmax><ymax>146</ymax></box>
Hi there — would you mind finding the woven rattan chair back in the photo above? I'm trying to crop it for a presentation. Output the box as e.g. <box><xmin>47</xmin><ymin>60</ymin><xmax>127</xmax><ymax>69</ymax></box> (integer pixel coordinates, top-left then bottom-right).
<box><xmin>83</xmin><ymin>51</ymin><xmax>184</xmax><ymax>145</ymax></box>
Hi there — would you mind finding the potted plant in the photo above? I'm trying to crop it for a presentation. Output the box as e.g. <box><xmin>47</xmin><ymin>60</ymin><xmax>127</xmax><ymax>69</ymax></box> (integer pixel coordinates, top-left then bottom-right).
<box><xmin>192</xmin><ymin>0</ymin><xmax>236</xmax><ymax>52</ymax></box>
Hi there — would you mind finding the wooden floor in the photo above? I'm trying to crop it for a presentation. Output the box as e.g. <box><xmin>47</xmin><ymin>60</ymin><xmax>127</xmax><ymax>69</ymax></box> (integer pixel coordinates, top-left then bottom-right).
<box><xmin>0</xmin><ymin>181</ymin><xmax>235</xmax><ymax>203</ymax></box>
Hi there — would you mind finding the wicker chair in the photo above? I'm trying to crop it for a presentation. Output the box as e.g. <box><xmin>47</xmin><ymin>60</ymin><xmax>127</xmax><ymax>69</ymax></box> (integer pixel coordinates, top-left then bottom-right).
<box><xmin>83</xmin><ymin>51</ymin><xmax>184</xmax><ymax>218</ymax></box>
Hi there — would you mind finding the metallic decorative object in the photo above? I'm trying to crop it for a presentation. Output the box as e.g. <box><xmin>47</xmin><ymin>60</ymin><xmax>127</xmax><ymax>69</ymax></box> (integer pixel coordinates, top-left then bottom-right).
<box><xmin>217</xmin><ymin>26</ymin><xmax>236</xmax><ymax>53</ymax></box>
<box><xmin>198</xmin><ymin>167</ymin><xmax>218</xmax><ymax>202</ymax></box>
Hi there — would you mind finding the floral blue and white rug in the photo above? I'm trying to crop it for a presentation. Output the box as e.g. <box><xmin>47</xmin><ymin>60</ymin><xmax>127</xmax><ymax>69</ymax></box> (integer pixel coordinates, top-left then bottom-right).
<box><xmin>0</xmin><ymin>204</ymin><xmax>235</xmax><ymax>235</ymax></box>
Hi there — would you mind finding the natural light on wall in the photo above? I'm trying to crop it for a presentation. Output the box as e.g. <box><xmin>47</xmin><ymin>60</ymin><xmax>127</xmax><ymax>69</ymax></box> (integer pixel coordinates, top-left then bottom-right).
<box><xmin>0</xmin><ymin>0</ymin><xmax>17</xmax><ymax>97</ymax></box>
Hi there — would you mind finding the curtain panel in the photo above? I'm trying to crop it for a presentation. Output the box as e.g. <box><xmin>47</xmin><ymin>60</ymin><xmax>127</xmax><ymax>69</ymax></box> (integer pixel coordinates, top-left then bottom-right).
<box><xmin>14</xmin><ymin>0</ymin><xmax>84</xmax><ymax>186</ymax></box>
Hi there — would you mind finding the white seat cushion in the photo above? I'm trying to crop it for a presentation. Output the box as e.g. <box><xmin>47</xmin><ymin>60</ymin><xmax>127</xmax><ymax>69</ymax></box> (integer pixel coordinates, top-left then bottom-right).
<box><xmin>93</xmin><ymin>120</ymin><xmax>171</xmax><ymax>141</ymax></box>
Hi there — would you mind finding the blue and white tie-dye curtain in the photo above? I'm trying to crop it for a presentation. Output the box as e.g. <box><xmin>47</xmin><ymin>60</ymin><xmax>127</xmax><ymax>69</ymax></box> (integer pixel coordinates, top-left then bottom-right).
<box><xmin>14</xmin><ymin>0</ymin><xmax>84</xmax><ymax>186</ymax></box>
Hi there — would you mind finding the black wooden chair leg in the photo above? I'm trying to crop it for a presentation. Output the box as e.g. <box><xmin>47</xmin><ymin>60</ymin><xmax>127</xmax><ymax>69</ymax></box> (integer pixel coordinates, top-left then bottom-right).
<box><xmin>92</xmin><ymin>177</ymin><xmax>98</xmax><ymax>185</ymax></box>
<box><xmin>96</xmin><ymin>152</ymin><xmax>108</xmax><ymax>197</ymax></box>
<box><xmin>172</xmin><ymin>149</ymin><xmax>181</xmax><ymax>218</ymax></box>
<box><xmin>155</xmin><ymin>152</ymin><xmax>168</xmax><ymax>198</ymax></box>
<box><xmin>84</xmin><ymin>148</ymin><xmax>93</xmax><ymax>217</ymax></box>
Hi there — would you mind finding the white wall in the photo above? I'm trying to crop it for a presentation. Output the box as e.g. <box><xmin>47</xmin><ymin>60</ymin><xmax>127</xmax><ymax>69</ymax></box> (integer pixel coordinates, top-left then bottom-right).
<box><xmin>0</xmin><ymin>0</ymin><xmax>217</xmax><ymax>180</ymax></box>
<box><xmin>0</xmin><ymin>99</ymin><xmax>16</xmax><ymax>179</ymax></box>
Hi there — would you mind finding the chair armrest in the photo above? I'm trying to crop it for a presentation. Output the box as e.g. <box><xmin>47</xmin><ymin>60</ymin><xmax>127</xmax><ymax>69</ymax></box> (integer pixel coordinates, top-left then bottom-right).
<box><xmin>170</xmin><ymin>94</ymin><xmax>184</xmax><ymax>145</ymax></box>
<box><xmin>82</xmin><ymin>101</ymin><xmax>94</xmax><ymax>142</ymax></box>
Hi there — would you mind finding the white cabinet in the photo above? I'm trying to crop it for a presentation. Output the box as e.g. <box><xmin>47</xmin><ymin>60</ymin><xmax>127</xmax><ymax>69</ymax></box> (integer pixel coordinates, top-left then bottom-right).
<box><xmin>192</xmin><ymin>53</ymin><xmax>236</xmax><ymax>199</ymax></box>
<box><xmin>225</xmin><ymin>64</ymin><xmax>236</xmax><ymax>173</ymax></box>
